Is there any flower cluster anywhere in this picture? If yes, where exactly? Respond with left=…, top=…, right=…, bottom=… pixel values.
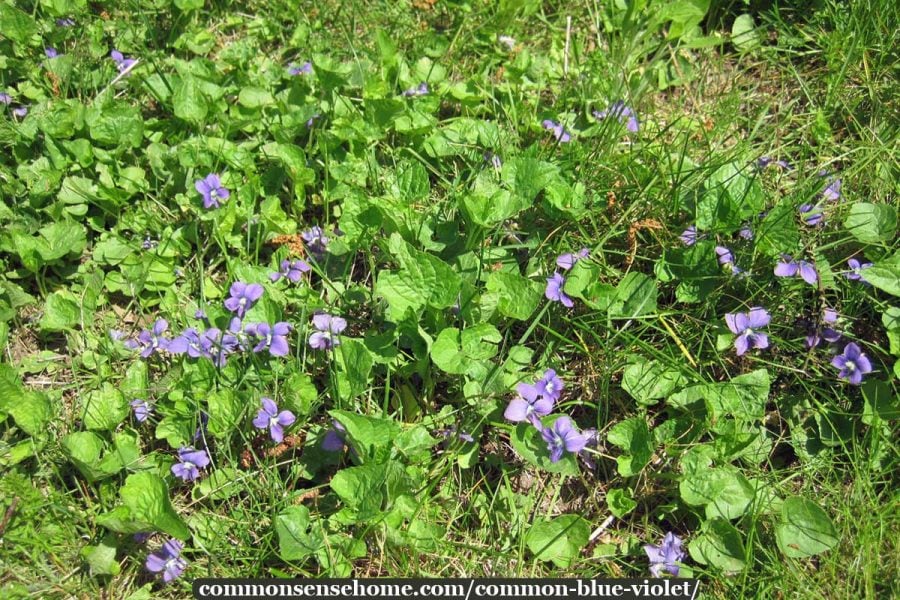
left=145, top=538, right=188, bottom=583
left=171, top=446, right=210, bottom=482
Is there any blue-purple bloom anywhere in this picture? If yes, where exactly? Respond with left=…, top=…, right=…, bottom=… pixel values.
left=110, top=49, right=137, bottom=72
left=739, top=225, right=754, bottom=240
left=12, top=106, right=27, bottom=118
left=269, top=259, right=311, bottom=283
left=308, top=313, right=346, bottom=350
left=132, top=319, right=171, bottom=358
left=170, top=446, right=210, bottom=482
left=799, top=204, right=825, bottom=226
left=556, top=248, right=589, bottom=271
left=252, top=397, right=296, bottom=443
left=757, top=157, right=792, bottom=170
left=644, top=532, right=686, bottom=577
left=541, top=119, right=571, bottom=143
left=540, top=417, right=588, bottom=463
left=775, top=255, right=818, bottom=285
left=594, top=101, right=639, bottom=133
left=402, top=82, right=429, bottom=96
left=288, top=62, right=313, bottom=75
left=56, top=17, right=76, bottom=27
left=0, top=92, right=11, bottom=105
left=504, top=382, right=554, bottom=427
left=130, top=399, right=153, bottom=423
left=145, top=539, right=188, bottom=583
left=301, top=226, right=330, bottom=256
left=832, top=342, right=873, bottom=386
left=322, top=420, right=347, bottom=451
left=806, top=308, right=841, bottom=349
left=45, top=47, right=59, bottom=58
left=844, top=258, right=872, bottom=282
left=245, top=322, right=292, bottom=357
left=224, top=282, right=264, bottom=318
left=822, top=178, right=841, bottom=201
left=535, top=369, right=564, bottom=403
left=715, top=246, right=742, bottom=275
left=194, top=173, right=230, bottom=209
left=545, top=272, right=574, bottom=308
left=679, top=226, right=699, bottom=246
left=725, top=307, right=771, bottom=356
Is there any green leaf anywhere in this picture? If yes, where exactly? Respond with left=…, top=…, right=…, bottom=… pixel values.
left=61, top=431, right=106, bottom=482
left=607, top=488, right=637, bottom=518
left=689, top=518, right=747, bottom=573
left=607, top=417, right=654, bottom=476
left=86, top=104, right=144, bottom=148
left=275, top=505, right=323, bottom=560
left=525, top=515, right=591, bottom=568
left=81, top=534, right=121, bottom=576
left=207, top=390, right=242, bottom=440
left=696, top=163, right=764, bottom=232
left=40, top=289, right=82, bottom=331
left=486, top=271, right=542, bottom=320
left=756, top=202, right=799, bottom=257
left=195, top=468, right=242, bottom=501
left=82, top=383, right=128, bottom=431
left=330, top=462, right=387, bottom=521
left=843, top=203, right=897, bottom=244
left=609, top=273, right=657, bottom=318
left=622, top=358, right=685, bottom=406
left=119, top=472, right=190, bottom=540
left=238, top=86, right=275, bottom=108
left=775, top=497, right=839, bottom=558
left=680, top=467, right=755, bottom=520
left=329, top=410, right=400, bottom=460
left=731, top=14, right=760, bottom=51
left=501, top=157, right=559, bottom=201
left=510, top=421, right=580, bottom=476
left=8, top=391, right=51, bottom=437
left=864, top=261, right=900, bottom=297
left=335, top=339, right=374, bottom=400
left=0, top=4, right=38, bottom=43
left=173, top=75, right=208, bottom=123
left=431, top=324, right=501, bottom=376
left=706, top=369, right=770, bottom=422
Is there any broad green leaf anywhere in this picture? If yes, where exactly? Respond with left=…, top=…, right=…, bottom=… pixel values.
left=174, top=75, right=208, bottom=123
left=330, top=462, right=387, bottom=521
left=195, top=468, right=242, bottom=501
left=329, top=409, right=400, bottom=460
left=622, top=358, right=685, bottom=406
left=756, top=202, right=799, bottom=257
left=207, top=390, right=241, bottom=439
left=680, top=467, right=755, bottom=520
left=82, top=383, right=128, bottom=431
left=864, top=261, right=900, bottom=297
left=609, top=273, right=657, bottom=318
left=689, top=518, right=746, bottom=573
left=238, top=86, right=275, bottom=108
left=525, top=515, right=591, bottom=568
left=86, top=104, right=144, bottom=148
left=731, top=14, right=760, bottom=51
left=696, top=163, right=764, bottom=232
left=486, top=271, right=542, bottom=320
left=706, top=369, right=770, bottom=422
left=336, top=339, right=374, bottom=400
left=431, top=324, right=500, bottom=376
left=40, top=289, right=81, bottom=331
left=119, top=472, right=190, bottom=540
left=607, top=417, right=654, bottom=476
left=843, top=203, right=897, bottom=244
left=775, top=497, right=839, bottom=558
left=0, top=4, right=38, bottom=43
left=81, top=534, right=121, bottom=576
left=606, top=488, right=637, bottom=518
left=8, top=391, right=51, bottom=437
left=61, top=431, right=106, bottom=481
left=275, top=505, right=323, bottom=560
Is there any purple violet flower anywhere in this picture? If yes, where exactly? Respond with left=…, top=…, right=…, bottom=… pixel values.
left=725, top=307, right=771, bottom=356
left=545, top=272, right=574, bottom=308
left=715, top=246, right=742, bottom=275
left=484, top=152, right=502, bottom=169
left=504, top=382, right=554, bottom=428
left=145, top=539, right=188, bottom=583
left=245, top=322, right=292, bottom=357
left=56, top=17, right=76, bottom=27
left=594, top=101, right=639, bottom=132
left=45, top=47, right=59, bottom=58
left=402, top=82, right=429, bottom=96
left=805, top=308, right=842, bottom=349
left=252, top=397, right=296, bottom=443
left=194, top=173, right=230, bottom=209
left=541, top=119, right=571, bottom=143
left=322, top=420, right=347, bottom=451
left=556, top=248, right=590, bottom=271
left=799, top=204, right=825, bottom=226
left=822, top=178, right=841, bottom=201
left=223, top=282, right=264, bottom=318
left=0, top=92, right=11, bottom=105
left=288, top=62, right=313, bottom=75
left=644, top=532, right=686, bottom=577
left=170, top=447, right=210, bottom=482
left=12, top=106, right=28, bottom=118
left=774, top=255, right=818, bottom=285
left=535, top=368, right=564, bottom=403
left=308, top=313, right=347, bottom=350
left=844, top=258, right=872, bottom=282
left=134, top=319, right=170, bottom=358
left=832, top=342, right=873, bottom=385
left=739, top=225, right=754, bottom=240
left=130, top=399, right=153, bottom=423
left=269, top=259, right=311, bottom=283
left=110, top=49, right=137, bottom=72
left=301, top=226, right=330, bottom=256
left=540, top=416, right=588, bottom=463
left=679, top=226, right=698, bottom=246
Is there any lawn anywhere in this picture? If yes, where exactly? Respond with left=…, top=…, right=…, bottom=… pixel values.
left=0, top=1, right=897, bottom=598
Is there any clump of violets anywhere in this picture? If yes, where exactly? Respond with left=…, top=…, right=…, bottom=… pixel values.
left=504, top=381, right=554, bottom=428
left=556, top=248, right=589, bottom=271
left=832, top=342, right=873, bottom=385
left=145, top=539, right=188, bottom=583
left=805, top=308, right=841, bottom=349
left=844, top=258, right=872, bottom=282
left=288, top=61, right=312, bottom=75
left=775, top=255, right=818, bottom=285
left=269, top=258, right=311, bottom=283
left=541, top=119, right=571, bottom=143
left=545, top=272, right=574, bottom=308
left=171, top=446, right=210, bottom=482
left=126, top=319, right=171, bottom=358
left=541, top=416, right=588, bottom=463
left=308, top=313, right=347, bottom=350
left=644, top=532, right=686, bottom=577
left=224, top=282, right=264, bottom=318
left=245, top=322, right=292, bottom=357
left=725, top=307, right=771, bottom=356
left=110, top=49, right=137, bottom=72
left=130, top=399, right=153, bottom=423
left=594, top=101, right=639, bottom=133
left=194, top=173, right=230, bottom=209
left=402, top=82, right=429, bottom=97
left=253, top=397, right=296, bottom=443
